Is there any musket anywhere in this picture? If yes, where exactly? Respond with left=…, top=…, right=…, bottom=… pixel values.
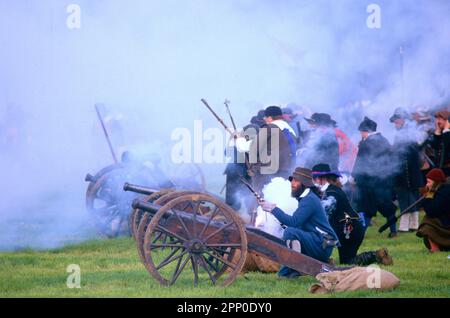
left=295, top=121, right=302, bottom=146
left=239, top=177, right=263, bottom=202
left=423, top=152, right=436, bottom=168
left=239, top=177, right=266, bottom=225
left=378, top=193, right=427, bottom=233
left=224, top=99, right=237, bottom=131
left=95, top=103, right=118, bottom=164
left=201, top=99, right=235, bottom=135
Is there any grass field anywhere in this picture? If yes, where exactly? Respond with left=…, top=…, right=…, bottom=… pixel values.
left=0, top=214, right=449, bottom=298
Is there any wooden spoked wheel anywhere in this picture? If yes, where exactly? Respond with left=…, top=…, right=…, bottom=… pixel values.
left=142, top=193, right=248, bottom=287
left=130, top=189, right=174, bottom=240
left=86, top=165, right=137, bottom=238
left=135, top=190, right=202, bottom=263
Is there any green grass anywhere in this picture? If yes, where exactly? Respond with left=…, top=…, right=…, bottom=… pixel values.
left=0, top=214, right=449, bottom=298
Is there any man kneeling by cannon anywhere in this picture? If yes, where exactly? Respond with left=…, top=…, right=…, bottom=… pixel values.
left=259, top=167, right=339, bottom=278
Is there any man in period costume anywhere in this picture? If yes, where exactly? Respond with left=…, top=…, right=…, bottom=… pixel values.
left=429, top=109, right=450, bottom=176
left=416, top=168, right=450, bottom=252
left=235, top=106, right=297, bottom=192
left=259, top=167, right=339, bottom=278
left=311, top=163, right=393, bottom=266
left=301, top=113, right=340, bottom=171
left=390, top=108, right=425, bottom=232
left=223, top=124, right=259, bottom=211
left=352, top=116, right=398, bottom=238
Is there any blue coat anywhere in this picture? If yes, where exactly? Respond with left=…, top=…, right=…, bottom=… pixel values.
left=272, top=189, right=339, bottom=244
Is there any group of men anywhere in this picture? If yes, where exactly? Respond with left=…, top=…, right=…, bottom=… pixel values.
left=224, top=104, right=450, bottom=277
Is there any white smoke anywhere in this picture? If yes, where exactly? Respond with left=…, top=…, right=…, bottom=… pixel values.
left=255, top=177, right=298, bottom=238
left=1, top=0, right=450, bottom=250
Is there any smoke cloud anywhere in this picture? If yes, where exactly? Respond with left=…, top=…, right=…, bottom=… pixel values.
left=1, top=0, right=449, bottom=250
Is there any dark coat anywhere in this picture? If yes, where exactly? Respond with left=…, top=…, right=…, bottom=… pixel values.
left=430, top=131, right=450, bottom=175
left=303, top=127, right=340, bottom=171
left=248, top=122, right=296, bottom=177
left=422, top=183, right=450, bottom=227
left=392, top=138, right=425, bottom=189
left=321, top=184, right=365, bottom=264
left=322, top=184, right=360, bottom=226
left=352, top=132, right=395, bottom=188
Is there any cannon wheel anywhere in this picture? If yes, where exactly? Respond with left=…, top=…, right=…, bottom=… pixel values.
left=130, top=189, right=174, bottom=240
left=85, top=165, right=134, bottom=238
left=142, top=193, right=248, bottom=287
left=135, top=190, right=202, bottom=263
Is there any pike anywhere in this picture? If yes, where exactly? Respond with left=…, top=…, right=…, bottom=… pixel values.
left=201, top=99, right=235, bottom=135
left=95, top=103, right=118, bottom=164
left=378, top=193, right=427, bottom=233
left=224, top=99, right=237, bottom=131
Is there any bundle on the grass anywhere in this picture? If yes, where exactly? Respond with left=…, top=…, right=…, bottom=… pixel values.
left=309, top=267, right=400, bottom=294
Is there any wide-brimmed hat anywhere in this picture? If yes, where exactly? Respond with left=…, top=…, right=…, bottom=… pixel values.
left=389, top=107, right=410, bottom=122
left=305, top=113, right=336, bottom=127
left=288, top=167, right=315, bottom=188
left=412, top=106, right=431, bottom=121
left=282, top=107, right=297, bottom=118
left=311, top=163, right=342, bottom=178
left=358, top=116, right=377, bottom=132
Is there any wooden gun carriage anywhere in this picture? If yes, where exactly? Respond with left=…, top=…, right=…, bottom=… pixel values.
left=124, top=182, right=340, bottom=287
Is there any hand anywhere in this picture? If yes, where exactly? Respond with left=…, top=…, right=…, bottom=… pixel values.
left=231, top=131, right=243, bottom=139
left=259, top=200, right=277, bottom=213
left=445, top=120, right=450, bottom=131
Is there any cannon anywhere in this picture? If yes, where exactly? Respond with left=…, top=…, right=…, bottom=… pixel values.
left=85, top=158, right=206, bottom=238
left=125, top=183, right=341, bottom=287
left=85, top=103, right=207, bottom=238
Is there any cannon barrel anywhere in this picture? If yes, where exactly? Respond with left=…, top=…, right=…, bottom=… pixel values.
left=124, top=182, right=159, bottom=195
left=131, top=198, right=161, bottom=215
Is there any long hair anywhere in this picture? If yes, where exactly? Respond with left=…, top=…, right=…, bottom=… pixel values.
left=326, top=175, right=343, bottom=188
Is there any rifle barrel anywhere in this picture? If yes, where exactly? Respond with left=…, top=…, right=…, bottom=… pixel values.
left=201, top=99, right=235, bottom=135
left=378, top=194, right=426, bottom=233
left=95, top=104, right=118, bottom=164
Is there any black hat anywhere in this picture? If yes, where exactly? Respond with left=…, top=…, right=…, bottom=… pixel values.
left=264, top=106, right=283, bottom=118
left=358, top=116, right=377, bottom=132
left=250, top=116, right=264, bottom=126
left=257, top=109, right=266, bottom=119
left=305, top=113, right=336, bottom=127
left=288, top=167, right=315, bottom=188
left=389, top=107, right=410, bottom=122
left=311, top=163, right=342, bottom=178
left=282, top=107, right=295, bottom=115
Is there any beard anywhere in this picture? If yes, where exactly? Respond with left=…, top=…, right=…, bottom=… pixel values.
left=291, top=185, right=305, bottom=198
